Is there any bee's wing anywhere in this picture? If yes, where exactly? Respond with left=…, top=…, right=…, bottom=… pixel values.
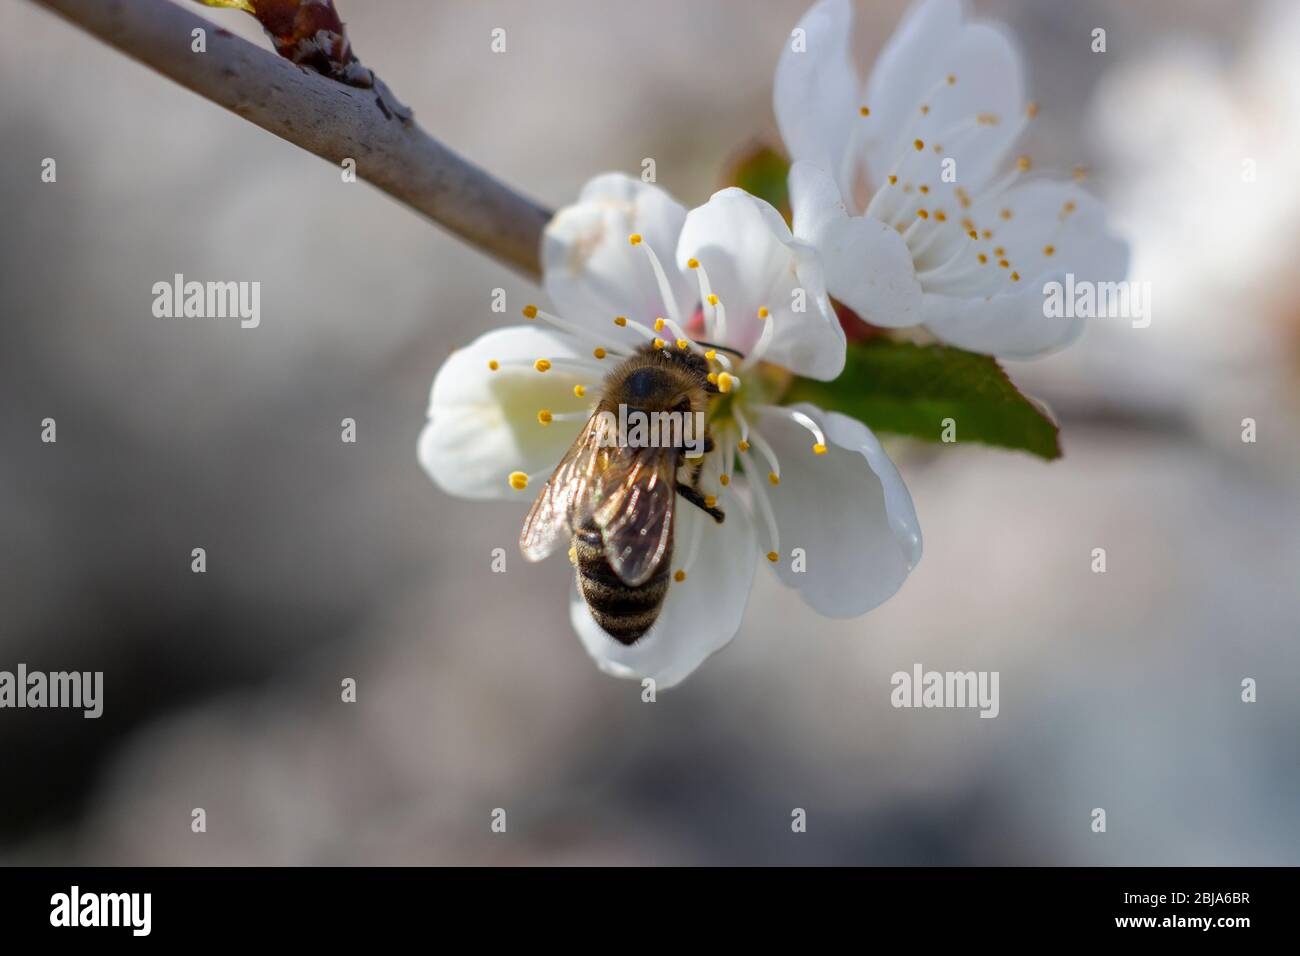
left=593, top=446, right=678, bottom=587
left=519, top=413, right=609, bottom=562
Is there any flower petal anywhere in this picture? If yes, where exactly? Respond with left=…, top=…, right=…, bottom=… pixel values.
left=921, top=182, right=1131, bottom=357
left=754, top=403, right=921, bottom=618
left=790, top=160, right=923, bottom=328
left=418, top=326, right=597, bottom=501
left=676, top=187, right=846, bottom=380
left=774, top=0, right=860, bottom=196
left=569, top=495, right=757, bottom=689
left=860, top=0, right=1025, bottom=196
left=542, top=173, right=693, bottom=343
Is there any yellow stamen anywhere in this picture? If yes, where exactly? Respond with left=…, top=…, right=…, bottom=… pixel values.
left=674, top=569, right=686, bottom=583
left=716, top=372, right=735, bottom=393
left=653, top=337, right=666, bottom=350
left=947, top=74, right=957, bottom=85
left=687, top=257, right=700, bottom=269
left=768, top=472, right=780, bottom=486
left=1026, top=100, right=1040, bottom=118
left=916, top=209, right=929, bottom=219
left=1016, top=155, right=1031, bottom=172
left=703, top=495, right=717, bottom=508
left=573, top=384, right=586, bottom=398
left=757, top=307, right=769, bottom=319
left=592, top=347, right=606, bottom=360
left=737, top=439, right=751, bottom=452
left=1043, top=245, right=1056, bottom=257
left=859, top=105, right=870, bottom=117
left=704, top=349, right=717, bottom=362
left=522, top=304, right=538, bottom=319
left=614, top=315, right=627, bottom=327
left=534, top=359, right=551, bottom=372
left=654, top=317, right=666, bottom=331
left=813, top=443, right=828, bottom=455
left=488, top=359, right=499, bottom=371
left=914, top=138, right=925, bottom=151
left=508, top=472, right=528, bottom=491
left=707, top=293, right=719, bottom=306
left=888, top=174, right=898, bottom=185
left=706, top=372, right=719, bottom=385
left=676, top=338, right=689, bottom=350
left=766, top=551, right=779, bottom=563
left=537, top=409, right=553, bottom=425
left=719, top=474, right=730, bottom=487
left=1000, top=208, right=1013, bottom=220
left=1010, top=272, right=1020, bottom=282
left=628, top=233, right=642, bottom=245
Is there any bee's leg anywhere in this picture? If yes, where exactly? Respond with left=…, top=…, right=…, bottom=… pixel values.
left=679, top=483, right=725, bottom=523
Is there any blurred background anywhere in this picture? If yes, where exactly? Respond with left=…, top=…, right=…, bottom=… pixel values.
left=1, top=0, right=1297, bottom=865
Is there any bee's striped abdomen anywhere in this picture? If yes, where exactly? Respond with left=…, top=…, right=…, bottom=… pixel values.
left=573, top=524, right=670, bottom=645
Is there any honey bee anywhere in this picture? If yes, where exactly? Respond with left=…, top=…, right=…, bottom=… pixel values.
left=520, top=342, right=727, bottom=644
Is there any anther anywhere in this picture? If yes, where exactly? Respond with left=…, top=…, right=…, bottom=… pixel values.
left=859, top=106, right=870, bottom=117
left=628, top=233, right=643, bottom=245
left=737, top=440, right=751, bottom=452
left=573, top=385, right=586, bottom=397
left=719, top=474, right=731, bottom=487
left=614, top=316, right=627, bottom=327
left=488, top=360, right=499, bottom=371
left=537, top=409, right=553, bottom=425
left=716, top=372, right=736, bottom=393
left=653, top=337, right=667, bottom=350
left=687, top=257, right=700, bottom=269
left=813, top=444, right=828, bottom=455
left=592, top=347, right=607, bottom=360
left=674, top=569, right=687, bottom=583
left=768, top=472, right=780, bottom=486
left=914, top=138, right=925, bottom=150
left=654, top=317, right=666, bottom=331
left=534, top=359, right=552, bottom=372
left=522, top=304, right=538, bottom=319
left=767, top=551, right=779, bottom=563
left=508, top=472, right=528, bottom=490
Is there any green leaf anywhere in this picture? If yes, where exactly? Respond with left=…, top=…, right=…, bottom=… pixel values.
left=784, top=339, right=1061, bottom=460
left=722, top=144, right=790, bottom=219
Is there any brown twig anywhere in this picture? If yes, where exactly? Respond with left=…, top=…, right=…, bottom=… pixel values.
left=30, top=0, right=552, bottom=279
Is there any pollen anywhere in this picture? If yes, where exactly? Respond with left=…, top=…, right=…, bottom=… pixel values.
left=994, top=246, right=1006, bottom=257
left=888, top=175, right=898, bottom=185
left=676, top=338, right=689, bottom=350
left=654, top=317, right=667, bottom=331
left=968, top=230, right=978, bottom=239
left=914, top=138, right=925, bottom=151
left=704, top=349, right=717, bottom=362
left=768, top=472, right=780, bottom=486
left=934, top=210, right=947, bottom=222
left=757, top=307, right=769, bottom=319
left=1010, top=272, right=1021, bottom=281
left=537, top=409, right=553, bottom=425
left=917, top=209, right=929, bottom=219
left=813, top=443, right=828, bottom=455
left=737, top=439, right=751, bottom=452
left=628, top=233, right=643, bottom=245
left=919, top=184, right=930, bottom=194
left=508, top=472, right=528, bottom=490
left=1016, top=155, right=1031, bottom=172
left=534, top=359, right=552, bottom=372
left=716, top=372, right=735, bottom=393
left=687, top=257, right=700, bottom=269
left=488, top=359, right=499, bottom=371
left=766, top=551, right=779, bottom=563
left=704, top=495, right=717, bottom=508
left=707, top=293, right=719, bottom=306
left=674, top=569, right=687, bottom=583
left=859, top=105, right=870, bottom=116
left=719, top=473, right=731, bottom=487
left=592, top=347, right=607, bottom=359
left=522, top=304, right=538, bottom=319
left=573, top=384, right=586, bottom=398
left=707, top=372, right=719, bottom=385
left=614, top=315, right=628, bottom=327
left=978, top=253, right=988, bottom=264
left=999, top=259, right=1010, bottom=268
left=1043, top=245, right=1056, bottom=256
left=653, top=337, right=667, bottom=350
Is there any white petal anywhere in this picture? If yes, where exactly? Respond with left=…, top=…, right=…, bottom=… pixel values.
left=755, top=403, right=921, bottom=618
left=922, top=182, right=1131, bottom=357
left=676, top=187, right=846, bottom=380
left=418, top=326, right=596, bottom=501
left=773, top=0, right=859, bottom=194
left=789, top=161, right=923, bottom=328
left=859, top=0, right=1025, bottom=197
left=570, top=496, right=757, bottom=689
left=542, top=173, right=692, bottom=344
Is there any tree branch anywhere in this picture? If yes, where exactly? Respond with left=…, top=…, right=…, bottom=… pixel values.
left=30, top=0, right=552, bottom=280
